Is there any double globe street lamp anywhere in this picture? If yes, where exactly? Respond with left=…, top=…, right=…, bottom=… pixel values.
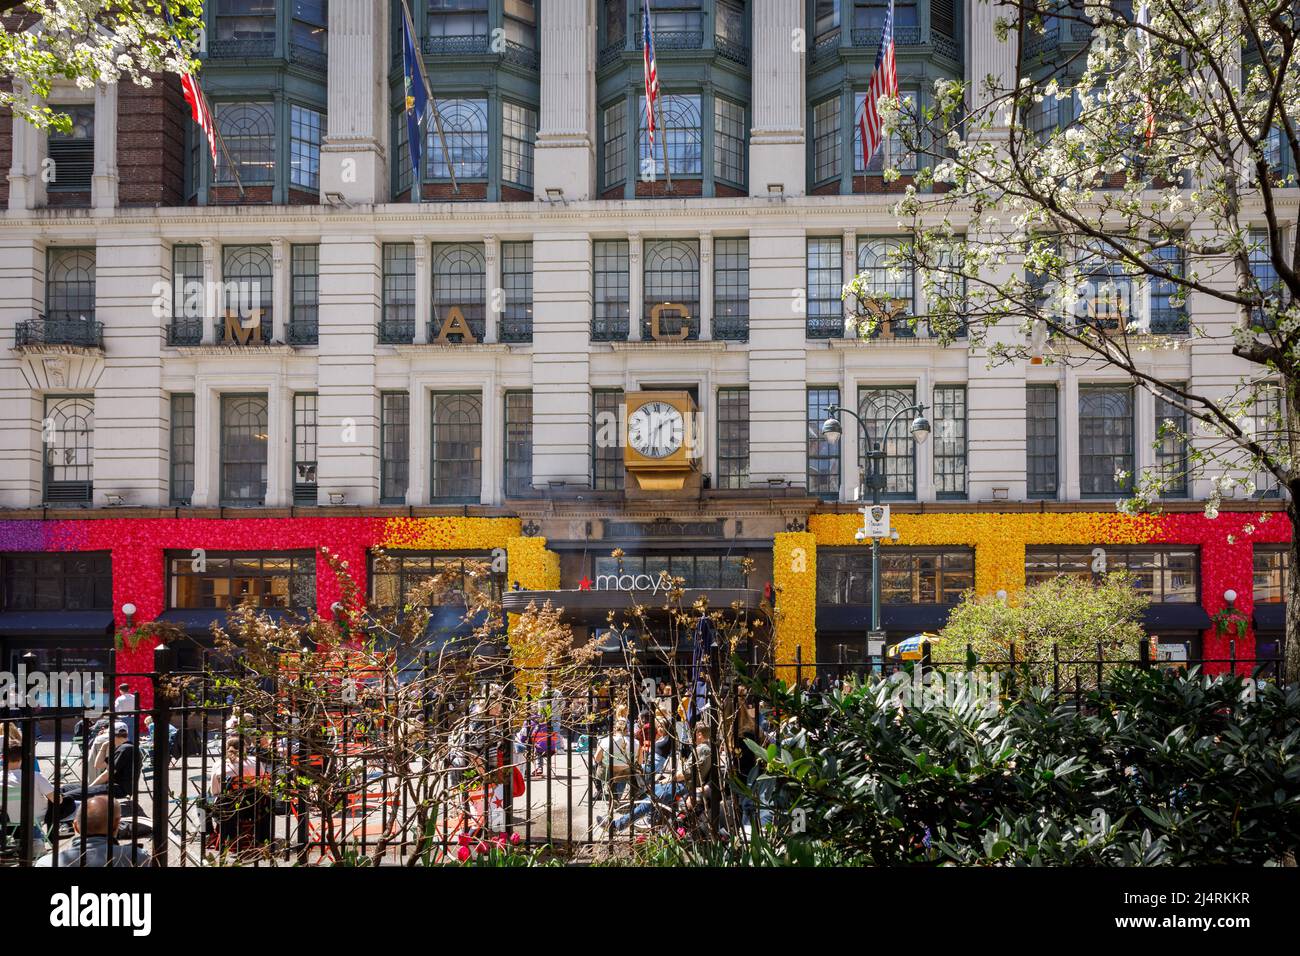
left=821, top=402, right=931, bottom=649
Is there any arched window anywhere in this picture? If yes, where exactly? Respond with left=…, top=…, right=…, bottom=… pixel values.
left=215, top=102, right=275, bottom=184
left=430, top=392, right=483, bottom=502
left=857, top=385, right=917, bottom=499
left=428, top=99, right=489, bottom=180
left=643, top=239, right=700, bottom=339
left=1077, top=242, right=1134, bottom=331
left=220, top=394, right=269, bottom=505
left=46, top=248, right=96, bottom=322
left=431, top=242, right=486, bottom=341
left=855, top=238, right=914, bottom=333
left=638, top=94, right=702, bottom=176
left=222, top=245, right=274, bottom=325
left=44, top=396, right=94, bottom=504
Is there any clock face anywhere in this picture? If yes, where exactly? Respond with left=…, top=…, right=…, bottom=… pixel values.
left=627, top=401, right=684, bottom=459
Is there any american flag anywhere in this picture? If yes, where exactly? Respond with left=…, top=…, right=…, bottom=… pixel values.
left=859, top=0, right=899, bottom=169
left=642, top=1, right=659, bottom=150
left=162, top=7, right=217, bottom=169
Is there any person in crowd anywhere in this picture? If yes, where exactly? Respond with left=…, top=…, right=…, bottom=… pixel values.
left=35, top=794, right=147, bottom=868
left=113, top=683, right=138, bottom=741
left=209, top=738, right=265, bottom=797
left=142, top=716, right=180, bottom=762
left=3, top=727, right=55, bottom=857
left=606, top=721, right=713, bottom=832
left=47, top=721, right=141, bottom=827
left=592, top=716, right=634, bottom=802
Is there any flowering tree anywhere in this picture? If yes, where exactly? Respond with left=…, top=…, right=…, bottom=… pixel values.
left=848, top=0, right=1300, bottom=679
left=0, top=1, right=202, bottom=131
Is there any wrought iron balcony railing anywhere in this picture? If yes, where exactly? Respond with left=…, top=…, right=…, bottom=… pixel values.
left=15, top=315, right=103, bottom=349
left=591, top=316, right=630, bottom=342
left=713, top=308, right=749, bottom=342
left=166, top=318, right=204, bottom=347
left=287, top=316, right=318, bottom=346
left=378, top=318, right=415, bottom=345
left=498, top=316, right=533, bottom=344
left=209, top=37, right=276, bottom=58
left=287, top=42, right=327, bottom=71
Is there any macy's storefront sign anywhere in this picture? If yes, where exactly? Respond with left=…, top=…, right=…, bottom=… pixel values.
left=594, top=570, right=676, bottom=594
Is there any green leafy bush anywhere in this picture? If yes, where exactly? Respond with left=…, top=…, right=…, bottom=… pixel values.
left=747, top=666, right=1300, bottom=865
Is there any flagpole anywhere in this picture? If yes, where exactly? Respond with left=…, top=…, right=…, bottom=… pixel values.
left=655, top=81, right=672, bottom=192
left=208, top=115, right=246, bottom=199
left=400, top=0, right=457, bottom=196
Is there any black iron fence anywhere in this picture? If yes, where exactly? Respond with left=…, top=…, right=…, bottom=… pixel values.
left=1, top=641, right=1284, bottom=867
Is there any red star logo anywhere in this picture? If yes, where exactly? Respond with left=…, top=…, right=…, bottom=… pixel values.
left=578, top=576, right=592, bottom=591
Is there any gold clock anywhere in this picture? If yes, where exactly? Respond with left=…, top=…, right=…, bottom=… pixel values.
left=623, top=391, right=698, bottom=491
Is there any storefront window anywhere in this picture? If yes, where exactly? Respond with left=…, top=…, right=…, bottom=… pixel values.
left=167, top=551, right=315, bottom=609
left=1253, top=546, right=1289, bottom=603
left=1, top=553, right=112, bottom=611
left=818, top=548, right=973, bottom=605
left=1025, top=547, right=1197, bottom=603
left=370, top=553, right=498, bottom=607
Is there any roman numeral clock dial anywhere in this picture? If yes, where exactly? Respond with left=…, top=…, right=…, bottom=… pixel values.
left=627, top=401, right=683, bottom=458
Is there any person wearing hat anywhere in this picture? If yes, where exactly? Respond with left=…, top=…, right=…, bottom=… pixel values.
left=46, top=721, right=142, bottom=828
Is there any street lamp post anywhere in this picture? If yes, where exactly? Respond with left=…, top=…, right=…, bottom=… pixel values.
left=821, top=402, right=931, bottom=647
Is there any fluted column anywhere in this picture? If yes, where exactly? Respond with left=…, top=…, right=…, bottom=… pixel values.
left=699, top=231, right=714, bottom=340
left=321, top=0, right=388, bottom=204
left=749, top=0, right=805, bottom=196
left=627, top=233, right=643, bottom=341
left=534, top=0, right=594, bottom=200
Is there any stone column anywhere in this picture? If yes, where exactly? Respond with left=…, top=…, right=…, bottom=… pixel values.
left=0, top=240, right=46, bottom=506
left=698, top=231, right=714, bottom=340
left=270, top=238, right=288, bottom=344
left=627, top=233, right=643, bottom=341
left=91, top=83, right=119, bottom=210
left=414, top=240, right=431, bottom=344
left=200, top=240, right=218, bottom=344
left=320, top=0, right=389, bottom=204
left=749, top=0, right=805, bottom=196
left=841, top=228, right=857, bottom=336
left=534, top=0, right=594, bottom=200
left=484, top=236, right=500, bottom=344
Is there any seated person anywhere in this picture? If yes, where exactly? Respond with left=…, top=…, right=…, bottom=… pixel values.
left=3, top=728, right=55, bottom=855
left=592, top=718, right=635, bottom=800
left=606, top=722, right=712, bottom=832
left=47, top=722, right=142, bottom=827
left=35, top=794, right=147, bottom=868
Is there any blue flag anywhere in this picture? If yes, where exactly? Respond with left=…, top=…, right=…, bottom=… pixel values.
left=400, top=5, right=427, bottom=195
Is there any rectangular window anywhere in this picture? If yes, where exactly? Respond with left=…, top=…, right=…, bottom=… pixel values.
left=431, top=392, right=482, bottom=502
left=643, top=239, right=700, bottom=339
left=215, top=0, right=277, bottom=43
left=222, top=244, right=273, bottom=328
left=45, top=247, right=96, bottom=324
left=428, top=98, right=489, bottom=180
left=716, top=387, right=750, bottom=489
left=289, top=105, right=324, bottom=190
left=602, top=101, right=627, bottom=189
left=504, top=390, right=533, bottom=498
left=220, top=394, right=269, bottom=506
left=857, top=89, right=917, bottom=173
left=858, top=385, right=917, bottom=500
left=818, top=548, right=974, bottom=605
left=713, top=97, right=746, bottom=185
left=806, top=237, right=844, bottom=338
left=639, top=93, right=703, bottom=177
left=1026, top=546, right=1198, bottom=603
left=1149, top=242, right=1188, bottom=333
left=807, top=386, right=841, bottom=500
left=46, top=104, right=94, bottom=193
left=291, top=0, right=328, bottom=51
left=170, top=393, right=195, bottom=506
left=1154, top=386, right=1188, bottom=497
left=394, top=108, right=412, bottom=197
left=1249, top=385, right=1283, bottom=497
left=427, top=0, right=488, bottom=39
left=1026, top=384, right=1059, bottom=498
left=500, top=241, right=533, bottom=343
left=380, top=391, right=410, bottom=504
left=293, top=392, right=318, bottom=506
left=172, top=245, right=203, bottom=322
left=715, top=0, right=745, bottom=46
left=43, top=395, right=94, bottom=505
left=381, top=243, right=416, bottom=344
left=167, top=550, right=316, bottom=609
left=1253, top=546, right=1289, bottom=603
left=0, top=552, right=112, bottom=611
left=812, top=96, right=841, bottom=182
left=290, top=243, right=319, bottom=345
left=593, top=239, right=630, bottom=340
left=1078, top=384, right=1134, bottom=497
left=502, top=101, right=537, bottom=188
left=933, top=385, right=967, bottom=499
left=593, top=389, right=625, bottom=491
left=431, top=242, right=486, bottom=341
left=504, top=0, right=536, bottom=49
left=371, top=552, right=501, bottom=608
left=713, top=237, right=749, bottom=341
left=215, top=102, right=275, bottom=185
left=1249, top=229, right=1282, bottom=325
